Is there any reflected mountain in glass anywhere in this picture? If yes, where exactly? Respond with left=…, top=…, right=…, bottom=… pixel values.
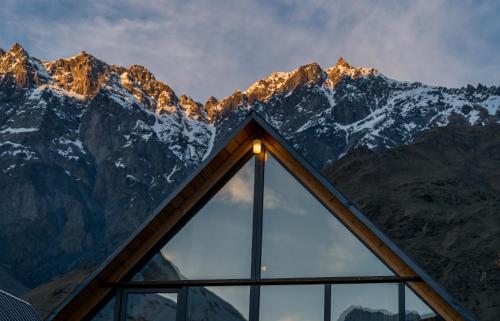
left=132, top=253, right=183, bottom=282
left=126, top=292, right=177, bottom=321
left=131, top=256, right=248, bottom=321
left=338, top=306, right=398, bottom=321
left=187, top=287, right=249, bottom=321
left=336, top=306, right=442, bottom=321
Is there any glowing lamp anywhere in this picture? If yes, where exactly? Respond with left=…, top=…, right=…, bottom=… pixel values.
left=253, top=139, right=262, bottom=154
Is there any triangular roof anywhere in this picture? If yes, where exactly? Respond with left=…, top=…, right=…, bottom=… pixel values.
left=47, top=111, right=476, bottom=321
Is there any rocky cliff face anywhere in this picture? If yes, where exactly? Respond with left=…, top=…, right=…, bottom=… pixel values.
left=0, top=43, right=499, bottom=319
left=0, top=43, right=214, bottom=289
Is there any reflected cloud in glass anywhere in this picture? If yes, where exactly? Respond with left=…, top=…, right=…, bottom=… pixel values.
left=261, top=153, right=393, bottom=278
left=133, top=157, right=255, bottom=281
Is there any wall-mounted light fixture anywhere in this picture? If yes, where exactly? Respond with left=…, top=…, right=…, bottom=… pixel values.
left=253, top=139, right=262, bottom=154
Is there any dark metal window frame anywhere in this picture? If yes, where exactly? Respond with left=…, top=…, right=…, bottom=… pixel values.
left=100, top=144, right=440, bottom=321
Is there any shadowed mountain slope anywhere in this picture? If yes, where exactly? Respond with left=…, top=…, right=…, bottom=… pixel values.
left=326, top=124, right=500, bottom=321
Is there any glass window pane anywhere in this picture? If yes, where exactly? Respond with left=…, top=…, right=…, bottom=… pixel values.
left=187, top=286, right=249, bottom=321
left=89, top=295, right=115, bottom=321
left=405, top=286, right=442, bottom=321
left=260, top=285, right=323, bottom=321
left=261, top=153, right=393, bottom=277
left=133, top=157, right=255, bottom=280
left=331, top=284, right=398, bottom=321
left=126, top=292, right=177, bottom=321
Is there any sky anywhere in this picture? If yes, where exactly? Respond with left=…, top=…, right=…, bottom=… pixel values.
left=1, top=0, right=499, bottom=102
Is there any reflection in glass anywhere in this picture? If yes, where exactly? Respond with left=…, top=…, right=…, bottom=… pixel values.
left=126, top=292, right=177, bottom=321
left=261, top=153, right=393, bottom=278
left=260, top=285, right=323, bottom=321
left=89, top=295, right=115, bottom=321
left=133, top=157, right=255, bottom=281
left=331, top=284, right=398, bottom=321
left=187, top=286, right=249, bottom=321
left=405, top=286, right=441, bottom=321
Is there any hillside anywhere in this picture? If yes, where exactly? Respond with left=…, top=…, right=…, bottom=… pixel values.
left=326, top=124, right=500, bottom=321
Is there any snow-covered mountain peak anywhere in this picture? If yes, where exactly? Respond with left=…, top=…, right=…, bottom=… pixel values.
left=215, top=59, right=378, bottom=119
left=44, top=51, right=110, bottom=97
left=0, top=43, right=49, bottom=89
left=8, top=42, right=29, bottom=57
left=243, top=62, right=326, bottom=103
left=325, top=57, right=378, bottom=87
left=0, top=43, right=30, bottom=72
left=0, top=44, right=190, bottom=116
left=179, top=94, right=206, bottom=120
left=118, top=64, right=180, bottom=113
left=204, top=96, right=220, bottom=120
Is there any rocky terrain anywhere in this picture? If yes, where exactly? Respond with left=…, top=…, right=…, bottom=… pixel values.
left=0, top=43, right=499, bottom=320
left=326, top=124, right=500, bottom=321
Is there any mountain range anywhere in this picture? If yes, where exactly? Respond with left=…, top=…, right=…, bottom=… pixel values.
left=1, top=43, right=499, bottom=320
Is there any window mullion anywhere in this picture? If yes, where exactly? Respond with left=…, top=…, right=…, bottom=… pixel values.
left=176, top=287, right=188, bottom=321
left=251, top=148, right=265, bottom=280
left=117, top=288, right=127, bottom=321
left=250, top=285, right=261, bottom=321
left=250, top=146, right=265, bottom=321
left=399, top=283, right=405, bottom=321
left=324, top=284, right=331, bottom=321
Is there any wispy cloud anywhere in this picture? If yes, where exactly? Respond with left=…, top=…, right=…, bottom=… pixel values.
left=263, top=188, right=308, bottom=217
left=1, top=0, right=499, bottom=101
left=216, top=161, right=254, bottom=204
left=216, top=173, right=254, bottom=204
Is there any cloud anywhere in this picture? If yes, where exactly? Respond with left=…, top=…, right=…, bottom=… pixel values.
left=263, top=188, right=308, bottom=217
left=215, top=162, right=254, bottom=204
left=1, top=0, right=499, bottom=102
left=216, top=174, right=254, bottom=204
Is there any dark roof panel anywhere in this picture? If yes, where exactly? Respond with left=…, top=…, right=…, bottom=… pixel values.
left=0, top=290, right=41, bottom=321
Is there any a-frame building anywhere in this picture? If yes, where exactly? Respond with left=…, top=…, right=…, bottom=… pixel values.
left=47, top=112, right=476, bottom=321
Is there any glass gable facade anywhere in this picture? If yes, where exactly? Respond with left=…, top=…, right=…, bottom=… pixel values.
left=261, top=154, right=393, bottom=278
left=88, top=146, right=445, bottom=321
left=133, top=157, right=255, bottom=281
